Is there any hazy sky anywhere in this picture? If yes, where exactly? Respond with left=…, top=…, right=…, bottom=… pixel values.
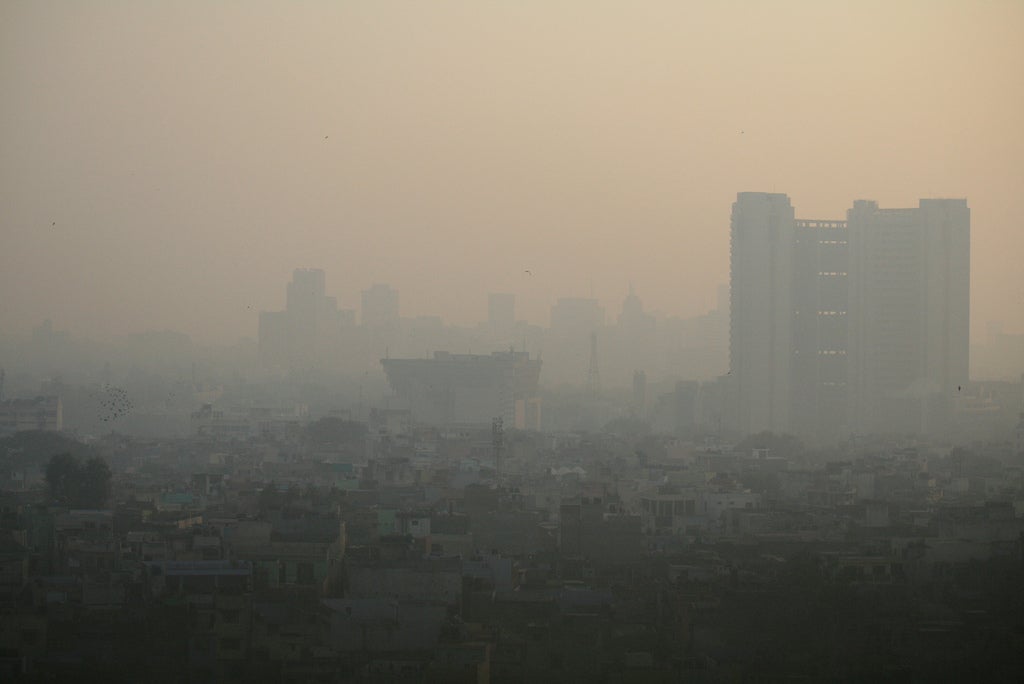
left=2, top=1, right=1022, bottom=344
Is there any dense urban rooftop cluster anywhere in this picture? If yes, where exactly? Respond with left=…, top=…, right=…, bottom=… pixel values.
left=2, top=194, right=1023, bottom=681
left=1, top=411, right=1023, bottom=681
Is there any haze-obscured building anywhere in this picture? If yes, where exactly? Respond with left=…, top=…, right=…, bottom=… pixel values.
left=610, top=286, right=657, bottom=389
left=729, top=193, right=969, bottom=441
left=381, top=351, right=542, bottom=430
left=361, top=283, right=400, bottom=329
left=791, top=217, right=850, bottom=439
left=258, top=269, right=355, bottom=370
left=0, top=396, right=63, bottom=436
left=487, top=293, right=515, bottom=332
left=847, top=199, right=970, bottom=436
left=547, top=298, right=605, bottom=387
left=729, top=192, right=796, bottom=436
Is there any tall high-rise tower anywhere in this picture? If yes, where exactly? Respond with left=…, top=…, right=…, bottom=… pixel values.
left=729, top=192, right=796, bottom=435
left=259, top=268, right=353, bottom=369
left=846, top=198, right=969, bottom=435
left=727, top=192, right=969, bottom=441
left=790, top=218, right=850, bottom=439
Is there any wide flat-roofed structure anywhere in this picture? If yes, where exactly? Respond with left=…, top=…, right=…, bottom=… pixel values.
left=381, top=351, right=541, bottom=430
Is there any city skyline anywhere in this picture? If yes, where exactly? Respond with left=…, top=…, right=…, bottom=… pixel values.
left=3, top=2, right=1023, bottom=344
left=3, top=5, right=1024, bottom=680
left=0, top=190, right=999, bottom=346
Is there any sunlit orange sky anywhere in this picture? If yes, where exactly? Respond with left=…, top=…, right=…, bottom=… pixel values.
left=2, top=1, right=1022, bottom=345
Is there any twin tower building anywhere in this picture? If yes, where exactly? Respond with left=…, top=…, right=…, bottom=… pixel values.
left=729, top=192, right=970, bottom=441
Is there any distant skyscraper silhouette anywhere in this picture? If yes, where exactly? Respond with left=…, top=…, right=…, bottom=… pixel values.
left=791, top=217, right=850, bottom=439
left=728, top=193, right=969, bottom=440
left=361, top=283, right=399, bottom=328
left=548, top=297, right=605, bottom=387
left=729, top=192, right=796, bottom=435
left=259, top=268, right=354, bottom=369
left=846, top=199, right=970, bottom=435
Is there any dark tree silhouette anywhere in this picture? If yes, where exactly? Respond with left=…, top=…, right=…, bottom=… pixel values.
left=45, top=453, right=112, bottom=508
left=80, top=457, right=112, bottom=507
left=45, top=453, right=80, bottom=504
left=1, top=430, right=97, bottom=468
left=303, top=417, right=367, bottom=446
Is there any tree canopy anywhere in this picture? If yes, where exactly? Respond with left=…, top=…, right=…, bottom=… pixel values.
left=0, top=430, right=98, bottom=469
left=45, top=453, right=112, bottom=508
left=303, top=417, right=368, bottom=446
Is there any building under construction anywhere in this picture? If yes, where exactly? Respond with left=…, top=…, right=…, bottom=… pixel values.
left=381, top=351, right=541, bottom=430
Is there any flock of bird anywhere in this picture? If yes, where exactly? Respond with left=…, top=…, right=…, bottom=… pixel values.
left=95, top=384, right=134, bottom=424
